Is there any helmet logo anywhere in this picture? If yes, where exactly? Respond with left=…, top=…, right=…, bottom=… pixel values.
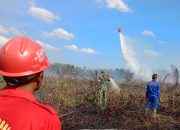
left=35, top=49, right=45, bottom=62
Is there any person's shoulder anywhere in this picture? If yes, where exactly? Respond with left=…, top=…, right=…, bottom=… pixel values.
left=148, top=80, right=158, bottom=85
left=33, top=102, right=58, bottom=115
left=147, top=81, right=151, bottom=84
left=156, top=81, right=160, bottom=85
left=31, top=102, right=61, bottom=129
left=154, top=80, right=160, bottom=83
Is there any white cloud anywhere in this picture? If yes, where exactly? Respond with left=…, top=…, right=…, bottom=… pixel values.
left=0, top=25, right=7, bottom=34
left=144, top=49, right=160, bottom=57
left=141, top=30, right=155, bottom=37
left=43, top=28, right=75, bottom=40
left=0, top=25, right=24, bottom=36
left=96, top=0, right=103, bottom=4
left=157, top=40, right=166, bottom=45
left=28, top=6, right=59, bottom=23
left=65, top=44, right=97, bottom=54
left=81, top=48, right=96, bottom=54
left=0, top=35, right=9, bottom=45
left=65, top=44, right=78, bottom=51
left=0, top=36, right=61, bottom=51
left=105, top=0, right=133, bottom=13
left=8, top=27, right=24, bottom=36
left=36, top=40, right=61, bottom=51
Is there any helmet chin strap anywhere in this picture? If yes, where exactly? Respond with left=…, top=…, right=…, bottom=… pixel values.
left=35, top=72, right=44, bottom=91
left=5, top=78, right=20, bottom=87
left=3, top=72, right=43, bottom=88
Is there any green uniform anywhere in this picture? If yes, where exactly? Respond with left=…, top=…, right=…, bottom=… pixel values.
left=97, top=73, right=110, bottom=106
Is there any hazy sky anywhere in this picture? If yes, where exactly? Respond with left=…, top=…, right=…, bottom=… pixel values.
left=0, top=0, right=179, bottom=69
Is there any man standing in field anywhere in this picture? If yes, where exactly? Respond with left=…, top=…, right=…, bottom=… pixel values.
left=145, top=74, right=160, bottom=116
left=0, top=37, right=61, bottom=130
left=97, top=70, right=110, bottom=107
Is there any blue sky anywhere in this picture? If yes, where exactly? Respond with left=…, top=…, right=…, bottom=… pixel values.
left=0, top=0, right=179, bottom=70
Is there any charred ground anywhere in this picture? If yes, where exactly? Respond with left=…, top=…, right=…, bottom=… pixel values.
left=0, top=67, right=179, bottom=130
left=36, top=76, right=180, bottom=130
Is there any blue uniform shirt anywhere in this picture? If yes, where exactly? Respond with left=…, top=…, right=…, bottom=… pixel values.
left=146, top=79, right=160, bottom=98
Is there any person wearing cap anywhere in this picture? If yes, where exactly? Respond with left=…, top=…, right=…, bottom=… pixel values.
left=145, top=74, right=160, bottom=117
left=0, top=37, right=61, bottom=130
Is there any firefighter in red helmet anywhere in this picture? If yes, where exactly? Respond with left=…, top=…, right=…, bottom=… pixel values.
left=0, top=37, right=61, bottom=130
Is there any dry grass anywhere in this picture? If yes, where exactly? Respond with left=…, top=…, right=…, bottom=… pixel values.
left=36, top=77, right=180, bottom=130
left=0, top=76, right=180, bottom=129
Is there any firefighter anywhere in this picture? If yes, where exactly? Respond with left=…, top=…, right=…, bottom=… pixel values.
left=97, top=70, right=110, bottom=106
left=145, top=74, right=160, bottom=117
left=0, top=37, right=61, bottom=130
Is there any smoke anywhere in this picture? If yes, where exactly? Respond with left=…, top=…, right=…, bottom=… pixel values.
left=119, top=33, right=152, bottom=80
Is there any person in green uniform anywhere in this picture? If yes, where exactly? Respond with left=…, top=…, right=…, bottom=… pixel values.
left=97, top=70, right=110, bottom=106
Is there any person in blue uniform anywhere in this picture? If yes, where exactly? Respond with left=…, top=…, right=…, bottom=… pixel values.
left=145, top=74, right=160, bottom=116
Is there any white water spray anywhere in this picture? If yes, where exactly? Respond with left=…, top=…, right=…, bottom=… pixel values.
left=110, top=78, right=120, bottom=91
left=119, top=33, right=152, bottom=80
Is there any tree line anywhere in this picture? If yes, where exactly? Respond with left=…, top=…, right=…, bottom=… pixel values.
left=45, top=63, right=132, bottom=80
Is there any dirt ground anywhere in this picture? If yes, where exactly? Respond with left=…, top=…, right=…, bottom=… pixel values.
left=61, top=96, right=180, bottom=130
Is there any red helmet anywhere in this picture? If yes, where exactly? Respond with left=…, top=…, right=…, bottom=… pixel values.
left=0, top=37, right=49, bottom=77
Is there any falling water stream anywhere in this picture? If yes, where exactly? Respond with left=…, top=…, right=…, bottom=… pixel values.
left=119, top=33, right=152, bottom=80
